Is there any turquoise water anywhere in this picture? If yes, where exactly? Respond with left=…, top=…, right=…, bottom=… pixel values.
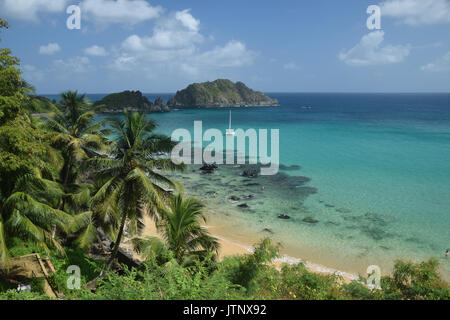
left=70, top=93, right=450, bottom=278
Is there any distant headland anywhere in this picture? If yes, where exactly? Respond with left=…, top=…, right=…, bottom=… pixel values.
left=167, top=79, right=279, bottom=108
left=93, top=90, right=170, bottom=113
left=34, top=80, right=278, bottom=115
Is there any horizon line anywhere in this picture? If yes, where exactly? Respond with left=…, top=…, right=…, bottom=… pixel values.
left=37, top=91, right=450, bottom=96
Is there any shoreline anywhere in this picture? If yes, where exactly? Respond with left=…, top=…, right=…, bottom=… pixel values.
left=140, top=213, right=359, bottom=284
left=205, top=218, right=359, bottom=283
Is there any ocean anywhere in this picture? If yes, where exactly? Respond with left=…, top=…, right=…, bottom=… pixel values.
left=44, top=92, right=450, bottom=279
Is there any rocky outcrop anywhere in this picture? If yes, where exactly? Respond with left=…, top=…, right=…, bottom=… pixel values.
left=93, top=91, right=169, bottom=113
left=151, top=97, right=170, bottom=113
left=167, top=79, right=279, bottom=108
left=302, top=217, right=319, bottom=224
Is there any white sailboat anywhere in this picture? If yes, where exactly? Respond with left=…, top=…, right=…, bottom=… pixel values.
left=226, top=110, right=235, bottom=136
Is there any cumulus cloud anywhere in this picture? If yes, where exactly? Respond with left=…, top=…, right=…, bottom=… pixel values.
left=421, top=51, right=450, bottom=71
left=380, top=0, right=450, bottom=25
left=22, top=65, right=45, bottom=83
left=53, top=56, right=92, bottom=74
left=193, top=41, right=254, bottom=68
left=121, top=9, right=202, bottom=52
left=283, top=62, right=300, bottom=70
left=1, top=0, right=162, bottom=25
left=339, top=31, right=410, bottom=66
left=80, top=0, right=162, bottom=26
left=0, top=0, right=68, bottom=21
left=110, top=9, right=254, bottom=76
left=39, top=43, right=61, bottom=55
left=84, top=45, right=108, bottom=56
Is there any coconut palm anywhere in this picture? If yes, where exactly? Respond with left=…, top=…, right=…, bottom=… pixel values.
left=133, top=194, right=220, bottom=264
left=43, top=91, right=111, bottom=187
left=86, top=111, right=185, bottom=273
left=0, top=173, right=75, bottom=267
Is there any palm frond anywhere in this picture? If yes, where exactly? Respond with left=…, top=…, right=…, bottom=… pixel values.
left=132, top=236, right=167, bottom=261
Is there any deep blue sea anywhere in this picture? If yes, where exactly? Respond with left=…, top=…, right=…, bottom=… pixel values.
left=44, top=92, right=450, bottom=278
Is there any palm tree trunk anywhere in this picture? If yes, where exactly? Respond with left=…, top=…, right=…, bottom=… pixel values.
left=104, top=213, right=127, bottom=272
left=58, top=152, right=73, bottom=210
left=63, top=151, right=73, bottom=186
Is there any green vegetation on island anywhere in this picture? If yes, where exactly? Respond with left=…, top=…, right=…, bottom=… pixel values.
left=168, top=79, right=279, bottom=108
left=0, top=18, right=449, bottom=301
left=93, top=90, right=170, bottom=113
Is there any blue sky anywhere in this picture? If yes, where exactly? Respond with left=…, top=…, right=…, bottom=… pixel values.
left=1, top=0, right=450, bottom=93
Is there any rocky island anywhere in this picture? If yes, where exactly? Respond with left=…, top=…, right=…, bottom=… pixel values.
left=167, top=79, right=278, bottom=108
left=93, top=90, right=170, bottom=113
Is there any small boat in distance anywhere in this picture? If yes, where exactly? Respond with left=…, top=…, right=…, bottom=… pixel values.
left=226, top=110, right=235, bottom=136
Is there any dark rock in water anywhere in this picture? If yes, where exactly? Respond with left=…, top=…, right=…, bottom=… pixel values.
left=200, top=163, right=218, bottom=174
left=200, top=163, right=218, bottom=170
left=152, top=97, right=170, bottom=112
left=262, top=228, right=274, bottom=234
left=302, top=217, right=319, bottom=224
left=278, top=214, right=291, bottom=220
left=229, top=196, right=240, bottom=201
left=238, top=203, right=249, bottom=209
left=279, top=164, right=301, bottom=171
left=294, top=186, right=318, bottom=195
left=244, top=183, right=260, bottom=187
left=242, top=169, right=259, bottom=178
left=361, top=226, right=390, bottom=241
left=336, top=208, right=351, bottom=214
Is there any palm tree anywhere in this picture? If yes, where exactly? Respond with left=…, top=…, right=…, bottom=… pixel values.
left=133, top=194, right=220, bottom=264
left=0, top=173, right=75, bottom=267
left=44, top=91, right=111, bottom=187
left=86, top=111, right=185, bottom=273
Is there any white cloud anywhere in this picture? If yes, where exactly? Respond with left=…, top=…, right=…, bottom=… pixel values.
left=53, top=56, right=92, bottom=74
left=35, top=9, right=254, bottom=81
left=0, top=0, right=68, bottom=21
left=111, top=9, right=208, bottom=70
left=22, top=65, right=45, bottom=83
left=174, top=9, right=200, bottom=32
left=284, top=62, right=300, bottom=70
left=339, top=31, right=410, bottom=66
left=113, top=9, right=254, bottom=76
left=39, top=43, right=61, bottom=55
left=108, top=55, right=137, bottom=71
left=121, top=9, right=203, bottom=53
left=84, top=45, right=108, bottom=56
left=421, top=51, right=450, bottom=71
left=80, top=0, right=162, bottom=26
left=193, top=41, right=254, bottom=68
left=380, top=0, right=450, bottom=25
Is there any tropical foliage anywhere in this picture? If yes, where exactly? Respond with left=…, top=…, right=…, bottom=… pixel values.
left=84, top=111, right=184, bottom=272
left=133, top=194, right=219, bottom=264
left=0, top=18, right=448, bottom=301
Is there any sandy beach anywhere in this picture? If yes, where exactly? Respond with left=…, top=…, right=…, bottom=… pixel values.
left=138, top=212, right=359, bottom=284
